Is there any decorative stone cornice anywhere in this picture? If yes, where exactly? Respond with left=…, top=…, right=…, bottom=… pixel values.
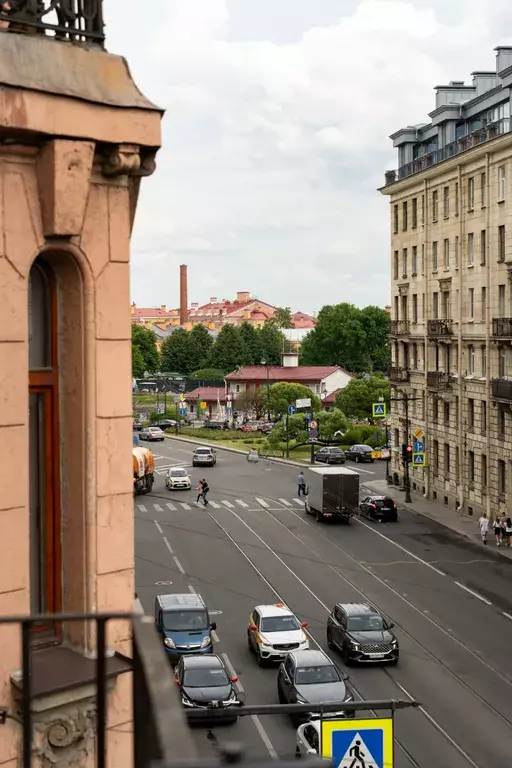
left=102, top=144, right=157, bottom=178
left=438, top=277, right=452, bottom=290
left=398, top=283, right=409, bottom=296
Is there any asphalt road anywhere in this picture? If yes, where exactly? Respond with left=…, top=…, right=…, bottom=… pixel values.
left=134, top=436, right=512, bottom=768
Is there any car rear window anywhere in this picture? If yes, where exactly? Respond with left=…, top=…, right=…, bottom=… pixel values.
left=360, top=445, right=372, bottom=452
left=329, top=448, right=343, bottom=453
left=195, top=449, right=212, bottom=455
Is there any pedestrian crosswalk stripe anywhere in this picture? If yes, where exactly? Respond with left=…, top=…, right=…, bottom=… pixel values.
left=256, top=498, right=269, bottom=508
left=293, top=498, right=304, bottom=505
left=222, top=500, right=234, bottom=508
left=236, top=499, right=249, bottom=507
left=180, top=503, right=191, bottom=510
left=166, top=503, right=176, bottom=511
left=279, top=498, right=291, bottom=506
left=138, top=505, right=147, bottom=512
left=154, top=504, right=163, bottom=512
left=208, top=501, right=221, bottom=508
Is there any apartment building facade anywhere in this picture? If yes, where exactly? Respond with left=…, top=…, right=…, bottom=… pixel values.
left=381, top=47, right=512, bottom=517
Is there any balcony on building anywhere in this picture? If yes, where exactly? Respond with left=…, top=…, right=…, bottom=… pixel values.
left=492, top=317, right=512, bottom=340
left=427, top=371, right=453, bottom=391
left=492, top=378, right=512, bottom=402
left=427, top=319, right=453, bottom=338
left=0, top=1, right=104, bottom=45
left=389, top=365, right=410, bottom=383
left=390, top=320, right=410, bottom=337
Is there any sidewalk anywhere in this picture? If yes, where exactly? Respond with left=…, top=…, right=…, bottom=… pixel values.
left=362, top=479, right=512, bottom=561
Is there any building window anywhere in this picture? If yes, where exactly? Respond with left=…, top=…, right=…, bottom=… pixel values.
left=499, top=407, right=506, bottom=437
left=481, top=454, right=487, bottom=489
left=393, top=204, right=399, bottom=234
left=455, top=182, right=459, bottom=213
left=481, top=400, right=487, bottom=432
left=454, top=235, right=459, bottom=268
left=432, top=190, right=438, bottom=221
left=402, top=201, right=408, bottom=231
left=433, top=291, right=439, bottom=319
left=412, top=342, right=418, bottom=368
left=498, top=284, right=506, bottom=316
left=412, top=197, right=417, bottom=229
left=421, top=244, right=425, bottom=274
left=394, top=428, right=399, bottom=448
left=498, top=225, right=505, bottom=262
left=481, top=172, right=486, bottom=206
left=402, top=248, right=408, bottom=277
left=443, top=239, right=449, bottom=269
left=412, top=294, right=418, bottom=323
left=468, top=398, right=475, bottom=429
left=235, top=383, right=240, bottom=393
left=444, top=443, right=450, bottom=475
left=444, top=343, right=451, bottom=371
left=432, top=241, right=438, bottom=271
left=498, top=459, right=506, bottom=496
left=421, top=194, right=425, bottom=224
left=468, top=176, right=475, bottom=210
left=467, top=232, right=474, bottom=265
left=433, top=440, right=439, bottom=473
left=481, top=287, right=487, bottom=320
left=433, top=398, right=439, bottom=423
left=443, top=186, right=449, bottom=218
left=468, top=344, right=475, bottom=374
left=412, top=245, right=418, bottom=275
left=481, top=345, right=486, bottom=377
left=469, top=288, right=474, bottom=319
left=468, top=451, right=475, bottom=482
left=456, top=446, right=460, bottom=475
left=498, top=165, right=506, bottom=201
left=499, top=346, right=506, bottom=378
left=480, top=229, right=486, bottom=265
left=393, top=250, right=399, bottom=280
left=444, top=401, right=450, bottom=424
left=29, top=260, right=62, bottom=620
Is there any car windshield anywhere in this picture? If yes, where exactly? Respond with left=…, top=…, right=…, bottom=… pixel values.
left=171, top=469, right=187, bottom=477
left=295, top=664, right=341, bottom=685
left=359, top=446, right=372, bottom=452
left=347, top=615, right=384, bottom=632
left=162, top=610, right=208, bottom=631
left=260, top=615, right=300, bottom=632
left=183, top=666, right=229, bottom=688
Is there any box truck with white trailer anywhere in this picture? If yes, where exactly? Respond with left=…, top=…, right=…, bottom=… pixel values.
left=304, top=466, right=360, bottom=523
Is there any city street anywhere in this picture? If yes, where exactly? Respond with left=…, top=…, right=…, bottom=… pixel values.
left=135, top=436, right=512, bottom=768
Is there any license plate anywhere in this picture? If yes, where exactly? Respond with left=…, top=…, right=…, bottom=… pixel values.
left=367, top=653, right=385, bottom=658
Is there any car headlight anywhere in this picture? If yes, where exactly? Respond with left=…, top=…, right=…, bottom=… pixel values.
left=201, top=636, right=211, bottom=648
left=164, top=637, right=176, bottom=649
left=181, top=697, right=194, bottom=707
left=391, top=639, right=398, bottom=646
left=296, top=694, right=307, bottom=704
left=350, top=641, right=360, bottom=650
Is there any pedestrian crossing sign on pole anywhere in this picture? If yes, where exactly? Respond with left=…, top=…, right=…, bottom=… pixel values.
left=412, top=452, right=426, bottom=467
left=372, top=403, right=387, bottom=418
left=321, top=718, right=393, bottom=768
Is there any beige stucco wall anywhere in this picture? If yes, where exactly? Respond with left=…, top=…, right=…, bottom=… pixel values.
left=0, top=31, right=161, bottom=768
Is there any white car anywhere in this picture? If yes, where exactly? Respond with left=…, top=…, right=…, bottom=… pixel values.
left=296, top=720, right=321, bottom=758
left=247, top=603, right=309, bottom=665
left=165, top=467, right=191, bottom=490
left=140, top=426, right=165, bottom=442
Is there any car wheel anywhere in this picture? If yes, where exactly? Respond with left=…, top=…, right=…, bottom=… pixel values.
left=342, top=645, right=352, bottom=666
left=316, top=508, right=323, bottom=523
left=247, top=631, right=254, bottom=652
left=278, top=685, right=285, bottom=703
left=146, top=477, right=154, bottom=493
left=389, top=658, right=399, bottom=666
left=370, top=459, right=375, bottom=463
left=295, top=747, right=301, bottom=759
left=305, top=502, right=310, bottom=515
left=327, top=630, right=335, bottom=650
left=256, top=647, right=265, bottom=667
left=355, top=456, right=360, bottom=463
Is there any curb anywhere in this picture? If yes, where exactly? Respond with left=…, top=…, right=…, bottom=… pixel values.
left=164, top=433, right=307, bottom=469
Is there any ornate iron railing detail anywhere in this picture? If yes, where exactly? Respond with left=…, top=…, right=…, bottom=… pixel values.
left=492, top=378, right=512, bottom=403
left=492, top=317, right=512, bottom=339
left=389, top=365, right=410, bottom=383
left=389, top=320, right=410, bottom=336
left=427, top=371, right=452, bottom=391
left=427, top=319, right=453, bottom=338
left=0, top=0, right=104, bottom=45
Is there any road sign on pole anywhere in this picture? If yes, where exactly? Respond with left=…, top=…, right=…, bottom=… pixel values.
left=179, top=408, right=187, bottom=416
left=288, top=405, right=297, bottom=415
left=200, top=401, right=207, bottom=410
left=296, top=397, right=311, bottom=409
left=372, top=403, right=387, bottom=418
left=179, top=394, right=185, bottom=401
left=413, top=441, right=424, bottom=453
left=412, top=452, right=426, bottom=466
left=413, top=428, right=424, bottom=439
left=309, top=420, right=317, bottom=430
left=309, top=429, right=318, bottom=441
left=321, top=717, right=393, bottom=768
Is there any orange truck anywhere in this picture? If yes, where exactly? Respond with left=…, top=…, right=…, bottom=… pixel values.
left=133, top=445, right=155, bottom=495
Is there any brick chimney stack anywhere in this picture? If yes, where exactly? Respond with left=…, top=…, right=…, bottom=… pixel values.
left=180, top=264, right=188, bottom=325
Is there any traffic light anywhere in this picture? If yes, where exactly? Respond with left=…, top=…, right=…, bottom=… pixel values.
left=401, top=444, right=413, bottom=463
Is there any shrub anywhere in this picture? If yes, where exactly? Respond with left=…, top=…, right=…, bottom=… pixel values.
left=341, top=426, right=385, bottom=447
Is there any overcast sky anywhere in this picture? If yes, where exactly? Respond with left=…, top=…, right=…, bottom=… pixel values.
left=105, top=0, right=512, bottom=314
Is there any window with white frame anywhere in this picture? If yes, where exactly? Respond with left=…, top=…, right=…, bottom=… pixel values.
left=498, top=165, right=506, bottom=201
left=468, top=177, right=475, bottom=210
left=467, top=232, right=474, bottom=265
left=443, top=238, right=449, bottom=269
left=432, top=241, right=438, bottom=271
left=469, top=288, right=474, bottom=319
left=468, top=344, right=475, bottom=374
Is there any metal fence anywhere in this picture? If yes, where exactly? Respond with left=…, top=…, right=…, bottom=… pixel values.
left=0, top=0, right=104, bottom=45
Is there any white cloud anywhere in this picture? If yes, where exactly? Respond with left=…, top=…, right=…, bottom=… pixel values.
left=105, top=0, right=512, bottom=312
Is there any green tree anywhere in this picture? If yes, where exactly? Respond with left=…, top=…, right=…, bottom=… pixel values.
left=234, top=389, right=264, bottom=418
left=260, top=382, right=321, bottom=419
left=359, top=306, right=391, bottom=373
left=208, top=325, right=246, bottom=373
left=334, top=376, right=389, bottom=422
left=316, top=408, right=349, bottom=441
left=160, top=328, right=191, bottom=374
left=190, top=368, right=226, bottom=382
left=300, top=303, right=366, bottom=372
left=273, top=307, right=293, bottom=328
left=260, top=321, right=286, bottom=365
left=132, top=344, right=146, bottom=378
left=239, top=321, right=264, bottom=365
left=187, top=324, right=214, bottom=372
left=132, top=324, right=160, bottom=374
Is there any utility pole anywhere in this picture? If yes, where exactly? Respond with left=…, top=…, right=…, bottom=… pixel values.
left=389, top=391, right=420, bottom=504
left=309, top=407, right=315, bottom=464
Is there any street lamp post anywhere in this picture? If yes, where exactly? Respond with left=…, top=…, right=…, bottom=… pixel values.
left=261, top=358, right=271, bottom=421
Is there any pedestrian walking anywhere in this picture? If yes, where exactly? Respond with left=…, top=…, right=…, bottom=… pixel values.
left=196, top=479, right=204, bottom=504
left=493, top=515, right=502, bottom=546
left=505, top=518, right=512, bottom=548
left=297, top=471, right=306, bottom=497
left=478, top=513, right=489, bottom=545
left=201, top=479, right=210, bottom=507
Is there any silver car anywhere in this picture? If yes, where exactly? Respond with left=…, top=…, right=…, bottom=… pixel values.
left=192, top=447, right=216, bottom=467
left=140, top=426, right=165, bottom=442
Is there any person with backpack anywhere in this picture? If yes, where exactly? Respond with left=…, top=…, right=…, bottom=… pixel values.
left=196, top=479, right=204, bottom=504
left=493, top=515, right=503, bottom=546
left=201, top=479, right=210, bottom=507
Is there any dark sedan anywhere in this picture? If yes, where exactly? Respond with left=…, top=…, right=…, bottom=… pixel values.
left=277, top=649, right=354, bottom=724
left=175, top=654, right=243, bottom=723
left=314, top=446, right=346, bottom=464
left=345, top=444, right=375, bottom=463
left=359, top=495, right=398, bottom=522
left=327, top=602, right=399, bottom=665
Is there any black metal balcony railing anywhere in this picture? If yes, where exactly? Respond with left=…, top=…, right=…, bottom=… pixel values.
left=492, top=317, right=512, bottom=338
left=427, top=318, right=453, bottom=338
left=492, top=378, right=512, bottom=402
left=389, top=320, right=410, bottom=336
left=0, top=0, right=104, bottom=45
left=427, top=371, right=452, bottom=391
left=384, top=118, right=512, bottom=185
left=389, top=365, right=410, bottom=383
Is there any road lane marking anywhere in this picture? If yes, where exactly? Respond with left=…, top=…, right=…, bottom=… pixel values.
left=222, top=500, right=235, bottom=508
left=173, top=556, right=185, bottom=574
left=166, top=502, right=176, bottom=511
left=356, top=517, right=447, bottom=576
left=138, top=505, right=147, bottom=512
left=293, top=498, right=303, bottom=505
left=221, top=652, right=277, bottom=760
left=503, top=612, right=512, bottom=621
left=154, top=521, right=163, bottom=534
left=188, top=584, right=196, bottom=593
left=163, top=537, right=174, bottom=555
left=154, top=504, right=163, bottom=512
left=208, top=501, right=221, bottom=508
left=179, top=503, right=191, bottom=510
left=256, top=498, right=269, bottom=508
left=455, top=581, right=492, bottom=605
left=236, top=499, right=249, bottom=507
left=278, top=498, right=291, bottom=506
left=354, top=467, right=375, bottom=474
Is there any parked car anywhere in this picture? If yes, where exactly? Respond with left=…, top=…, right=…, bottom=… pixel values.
left=153, top=419, right=177, bottom=430
left=204, top=420, right=226, bottom=430
left=345, top=444, right=375, bottom=463
left=359, top=495, right=398, bottom=522
left=165, top=467, right=191, bottom=490
left=314, top=446, right=346, bottom=464
left=140, top=426, right=165, bottom=442
left=192, top=447, right=216, bottom=467
left=277, top=649, right=354, bottom=724
left=174, top=654, right=243, bottom=722
left=326, top=602, right=399, bottom=665
left=237, top=420, right=267, bottom=432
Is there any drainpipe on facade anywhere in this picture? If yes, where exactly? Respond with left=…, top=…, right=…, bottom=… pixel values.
left=457, top=164, right=464, bottom=512
left=485, top=153, right=491, bottom=519
left=423, top=178, right=430, bottom=499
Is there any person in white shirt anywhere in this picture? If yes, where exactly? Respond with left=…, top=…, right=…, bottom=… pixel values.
left=478, top=513, right=489, bottom=545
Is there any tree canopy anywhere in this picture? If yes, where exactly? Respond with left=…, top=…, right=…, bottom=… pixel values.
left=334, top=375, right=389, bottom=422
left=273, top=307, right=293, bottom=328
left=160, top=328, right=191, bottom=374
left=132, top=324, right=159, bottom=375
left=260, top=382, right=321, bottom=418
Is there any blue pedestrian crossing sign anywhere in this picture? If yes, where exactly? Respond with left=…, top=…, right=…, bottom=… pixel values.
left=288, top=405, right=296, bottom=415
left=321, top=718, right=393, bottom=768
left=413, top=452, right=426, bottom=466
left=372, top=403, right=387, bottom=418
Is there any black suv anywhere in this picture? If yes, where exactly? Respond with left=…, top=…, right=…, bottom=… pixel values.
left=359, top=495, right=398, bottom=522
left=327, top=603, right=399, bottom=665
